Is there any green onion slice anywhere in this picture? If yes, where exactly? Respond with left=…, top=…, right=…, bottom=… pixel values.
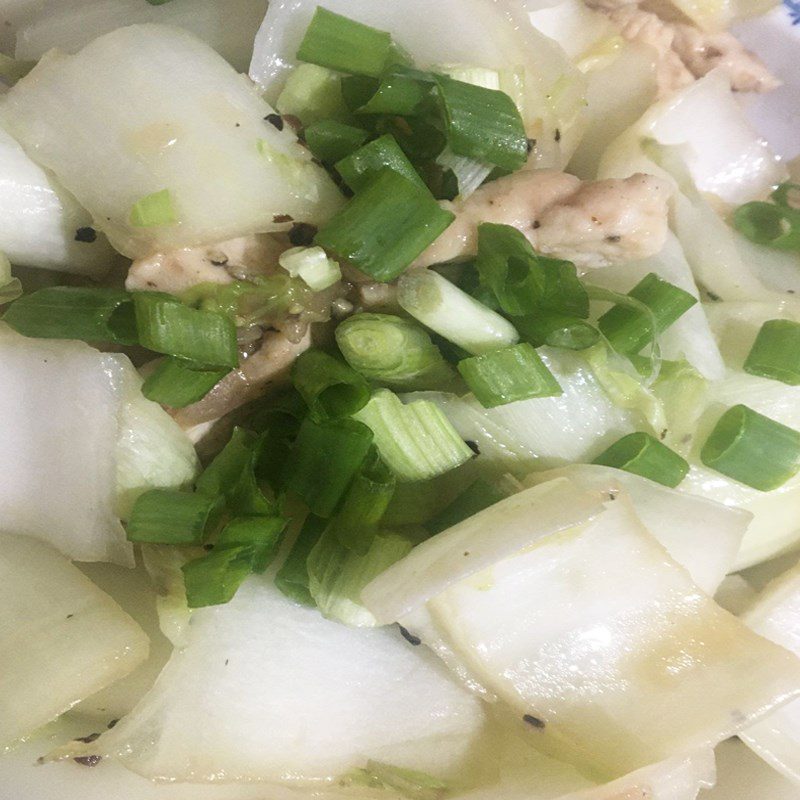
left=744, top=319, right=800, bottom=386
left=315, top=169, right=454, bottom=282
left=304, top=120, right=369, bottom=163
left=771, top=182, right=800, bottom=210
left=274, top=514, right=327, bottom=605
left=127, top=489, right=221, bottom=544
left=354, top=389, right=473, bottom=482
left=141, top=357, right=230, bottom=408
left=133, top=292, right=239, bottom=368
left=733, top=201, right=800, bottom=252
left=130, top=189, right=177, bottom=228
left=284, top=417, right=374, bottom=517
left=596, top=273, right=696, bottom=355
left=4, top=287, right=138, bottom=344
left=182, top=545, right=257, bottom=609
left=457, top=343, right=562, bottom=408
left=335, top=134, right=426, bottom=193
left=593, top=432, right=689, bottom=488
left=428, top=477, right=510, bottom=534
left=515, top=313, right=600, bottom=350
left=215, top=516, right=287, bottom=573
left=291, top=348, right=371, bottom=419
left=700, top=404, right=800, bottom=491
left=434, top=75, right=527, bottom=171
left=356, top=67, right=433, bottom=116
left=296, top=7, right=394, bottom=78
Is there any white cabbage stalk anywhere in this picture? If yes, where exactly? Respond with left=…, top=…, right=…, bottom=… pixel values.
left=568, top=42, right=658, bottom=180
left=660, top=0, right=776, bottom=33
left=599, top=71, right=785, bottom=205
left=115, top=359, right=199, bottom=520
left=522, top=0, right=615, bottom=62
left=250, top=0, right=587, bottom=168
left=522, top=464, right=749, bottom=595
left=0, top=125, right=115, bottom=275
left=585, top=232, right=725, bottom=379
left=0, top=327, right=132, bottom=565
left=2, top=25, right=344, bottom=259
left=364, top=484, right=800, bottom=779
left=76, top=576, right=489, bottom=784
left=740, top=561, right=800, bottom=784
left=15, top=0, right=268, bottom=72
left=0, top=534, right=149, bottom=749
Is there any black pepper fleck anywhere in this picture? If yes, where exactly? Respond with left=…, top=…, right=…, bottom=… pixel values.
left=465, top=440, right=480, bottom=456
left=605, top=234, right=621, bottom=243
left=107, top=719, right=119, bottom=729
left=74, top=226, right=97, bottom=243
left=526, top=138, right=536, bottom=154
left=74, top=755, right=102, bottom=768
left=273, top=213, right=294, bottom=224
left=209, top=257, right=228, bottom=267
left=289, top=222, right=318, bottom=246
left=554, top=129, right=561, bottom=143
left=523, top=714, right=545, bottom=729
left=265, top=113, right=284, bottom=131
left=706, top=291, right=721, bottom=302
left=399, top=626, right=421, bottom=646
left=75, top=732, right=101, bottom=744
left=660, top=428, right=668, bottom=441
left=66, top=614, right=74, bottom=619
left=531, top=220, right=541, bottom=230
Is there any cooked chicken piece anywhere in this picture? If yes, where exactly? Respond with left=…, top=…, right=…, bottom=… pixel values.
left=172, top=330, right=311, bottom=429
left=415, top=170, right=670, bottom=269
left=671, top=25, right=780, bottom=92
left=591, top=2, right=778, bottom=97
left=125, top=234, right=285, bottom=294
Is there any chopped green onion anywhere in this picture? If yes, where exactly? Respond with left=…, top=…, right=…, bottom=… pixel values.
left=335, top=313, right=455, bottom=389
left=335, top=134, right=426, bottom=193
left=744, top=319, right=800, bottom=386
left=327, top=448, right=396, bottom=554
left=276, top=64, right=349, bottom=126
left=291, top=348, right=371, bottom=419
left=307, top=528, right=413, bottom=625
left=129, top=189, right=176, bottom=227
left=275, top=514, right=327, bottom=605
left=733, top=201, right=800, bottom=251
left=215, top=516, right=287, bottom=573
left=126, top=489, right=221, bottom=544
left=182, top=545, right=257, bottom=609
left=593, top=432, right=689, bottom=488
left=341, top=75, right=380, bottom=112
left=381, top=114, right=447, bottom=161
left=700, top=404, right=800, bottom=491
left=315, top=169, right=454, bottom=282
left=457, top=343, right=562, bottom=408
left=596, top=273, right=696, bottom=355
left=3, top=287, right=138, bottom=344
left=248, top=392, right=306, bottom=486
left=475, top=223, right=588, bottom=318
left=397, top=269, right=518, bottom=355
left=304, top=120, right=369, bottom=163
left=284, top=417, right=374, bottom=516
left=141, top=358, right=230, bottom=408
left=515, top=313, right=600, bottom=350
left=356, top=68, right=432, bottom=116
left=133, top=292, right=238, bottom=368
left=360, top=761, right=447, bottom=800
left=296, top=7, right=393, bottom=78
left=771, top=182, right=800, bottom=210
left=434, top=75, right=527, bottom=171
left=354, top=389, right=473, bottom=482
left=428, top=477, right=509, bottom=534
left=278, top=246, right=341, bottom=291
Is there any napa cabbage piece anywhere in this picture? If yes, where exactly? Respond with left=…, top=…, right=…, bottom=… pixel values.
left=522, top=464, right=749, bottom=594
left=0, top=125, right=115, bottom=275
left=14, top=0, right=267, bottom=72
left=115, top=359, right=199, bottom=520
left=599, top=70, right=785, bottom=205
left=0, top=534, right=149, bottom=749
left=75, top=575, right=489, bottom=784
left=1, top=25, right=343, bottom=259
left=657, top=0, right=776, bottom=33
left=250, top=0, right=586, bottom=168
left=364, top=482, right=800, bottom=780
left=407, top=348, right=644, bottom=472
left=0, top=327, right=131, bottom=564
left=739, top=560, right=800, bottom=784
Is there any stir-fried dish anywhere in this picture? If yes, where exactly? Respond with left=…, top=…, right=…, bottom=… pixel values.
left=1, top=1, right=800, bottom=798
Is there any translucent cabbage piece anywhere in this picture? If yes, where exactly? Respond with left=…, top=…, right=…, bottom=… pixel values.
left=15, top=0, right=268, bottom=72
left=115, top=359, right=199, bottom=520
left=0, top=534, right=148, bottom=749
left=0, top=326, right=132, bottom=565
left=740, top=561, right=800, bottom=784
left=365, top=485, right=800, bottom=780
left=522, top=464, right=749, bottom=594
left=83, top=576, right=489, bottom=783
left=658, top=0, right=776, bottom=33
left=600, top=71, right=785, bottom=205
left=0, top=125, right=115, bottom=275
left=250, top=0, right=586, bottom=167
left=2, top=25, right=343, bottom=258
